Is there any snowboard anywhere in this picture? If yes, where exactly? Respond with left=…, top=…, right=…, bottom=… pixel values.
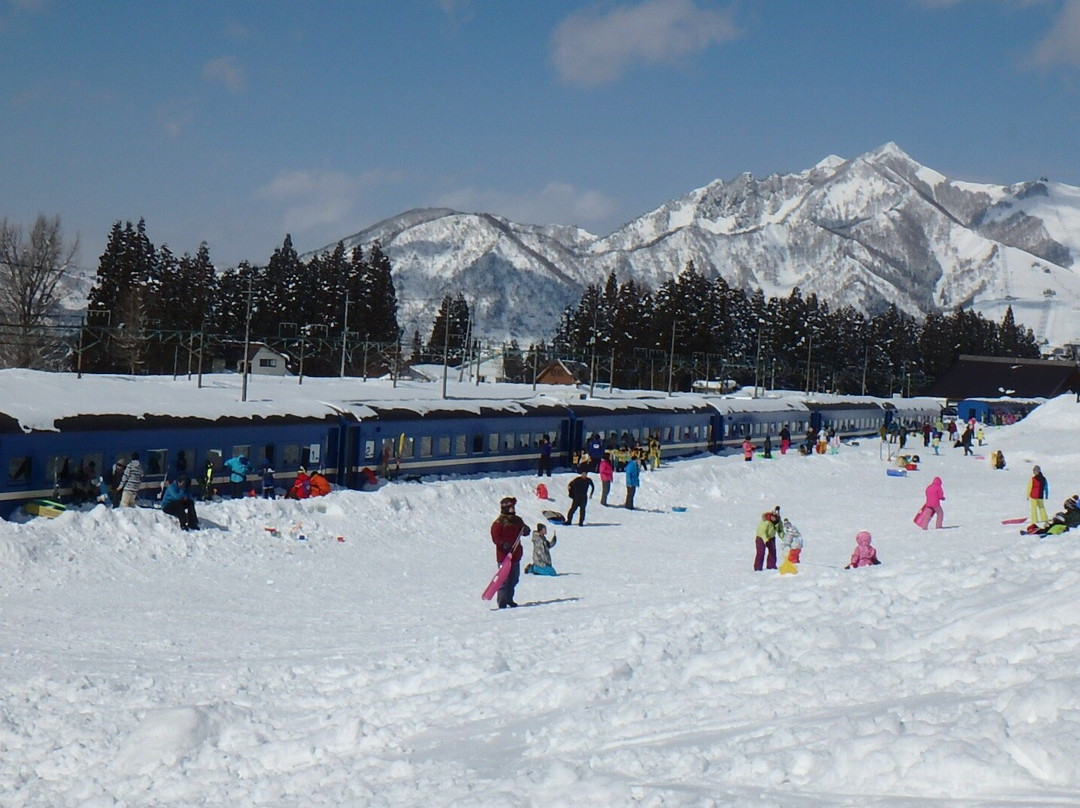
left=542, top=509, right=566, bottom=523
left=481, top=553, right=515, bottom=601
left=913, top=506, right=932, bottom=529
left=1001, top=517, right=1027, bottom=525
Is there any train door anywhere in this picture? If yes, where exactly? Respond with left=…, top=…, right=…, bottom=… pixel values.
left=561, top=416, right=579, bottom=471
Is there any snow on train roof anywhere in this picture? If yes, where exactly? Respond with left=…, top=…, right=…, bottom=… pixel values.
left=0, top=369, right=719, bottom=433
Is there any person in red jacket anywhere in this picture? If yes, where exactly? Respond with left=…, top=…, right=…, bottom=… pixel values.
left=490, top=496, right=530, bottom=609
left=1029, top=465, right=1049, bottom=525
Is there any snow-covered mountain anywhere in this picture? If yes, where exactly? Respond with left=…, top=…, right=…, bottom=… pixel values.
left=323, top=143, right=1080, bottom=347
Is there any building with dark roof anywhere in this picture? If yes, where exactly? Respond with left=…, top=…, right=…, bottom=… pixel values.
left=926, top=355, right=1080, bottom=403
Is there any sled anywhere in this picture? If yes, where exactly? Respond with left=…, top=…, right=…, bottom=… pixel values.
left=913, top=506, right=932, bottom=529
left=22, top=498, right=65, bottom=518
left=536, top=483, right=549, bottom=500
left=542, top=509, right=566, bottom=524
left=886, top=468, right=907, bottom=477
left=779, top=558, right=798, bottom=575
left=671, top=506, right=687, bottom=512
left=482, top=553, right=515, bottom=601
left=1001, top=517, right=1027, bottom=525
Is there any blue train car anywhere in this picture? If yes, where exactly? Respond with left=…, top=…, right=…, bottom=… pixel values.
left=0, top=411, right=340, bottom=517
left=707, top=397, right=811, bottom=451
left=566, top=397, right=716, bottom=462
left=338, top=399, right=570, bottom=481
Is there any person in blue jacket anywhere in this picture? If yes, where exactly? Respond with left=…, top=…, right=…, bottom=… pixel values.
left=161, top=476, right=199, bottom=530
left=624, top=451, right=641, bottom=510
left=223, top=454, right=253, bottom=498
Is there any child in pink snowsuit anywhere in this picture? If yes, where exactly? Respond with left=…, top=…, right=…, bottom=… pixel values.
left=845, top=531, right=880, bottom=569
left=921, top=476, right=945, bottom=530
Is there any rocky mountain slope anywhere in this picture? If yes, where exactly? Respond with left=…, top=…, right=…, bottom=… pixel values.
left=323, top=143, right=1080, bottom=347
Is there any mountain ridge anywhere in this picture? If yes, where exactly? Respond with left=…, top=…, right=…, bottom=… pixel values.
left=316, top=143, right=1080, bottom=348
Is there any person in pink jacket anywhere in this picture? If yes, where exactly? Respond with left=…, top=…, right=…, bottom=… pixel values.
left=845, top=530, right=880, bottom=569
left=920, top=476, right=946, bottom=530
left=598, top=453, right=614, bottom=506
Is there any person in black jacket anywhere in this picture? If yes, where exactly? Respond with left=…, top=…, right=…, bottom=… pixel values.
left=566, top=466, right=596, bottom=526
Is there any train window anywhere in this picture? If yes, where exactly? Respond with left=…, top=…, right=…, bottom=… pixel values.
left=420, top=436, right=432, bottom=457
left=473, top=434, right=484, bottom=453
left=402, top=436, right=416, bottom=458
left=281, top=445, right=299, bottom=466
left=8, top=456, right=31, bottom=482
left=47, top=455, right=73, bottom=485
left=260, top=445, right=275, bottom=464
left=503, top=433, right=514, bottom=451
left=145, top=449, right=167, bottom=477
left=205, top=449, right=224, bottom=474
left=232, top=445, right=251, bottom=462
left=438, top=436, right=451, bottom=456
left=301, top=443, right=321, bottom=468
left=455, top=435, right=466, bottom=455
left=518, top=433, right=530, bottom=450
left=532, top=432, right=545, bottom=449
left=175, top=449, right=194, bottom=476
left=487, top=433, right=499, bottom=453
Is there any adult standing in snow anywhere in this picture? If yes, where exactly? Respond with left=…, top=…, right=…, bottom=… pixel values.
left=491, top=496, right=530, bottom=608
left=598, top=452, right=614, bottom=506
left=260, top=458, right=276, bottom=499
left=960, top=425, right=974, bottom=456
left=1029, top=465, right=1049, bottom=525
left=763, top=433, right=772, bottom=459
left=742, top=438, right=754, bottom=461
left=537, top=435, right=553, bottom=477
left=585, top=433, right=605, bottom=472
left=223, top=454, right=253, bottom=498
left=624, top=452, right=641, bottom=510
left=108, top=457, right=127, bottom=508
left=779, top=425, right=791, bottom=455
left=161, top=476, right=199, bottom=531
left=118, top=453, right=143, bottom=508
left=566, top=466, right=595, bottom=526
left=920, top=476, right=946, bottom=530
left=753, top=511, right=779, bottom=571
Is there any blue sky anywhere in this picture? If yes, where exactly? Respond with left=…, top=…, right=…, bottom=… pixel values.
left=2, top=0, right=1079, bottom=270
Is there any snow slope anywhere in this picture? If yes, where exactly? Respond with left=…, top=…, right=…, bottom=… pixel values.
left=3, top=389, right=1080, bottom=806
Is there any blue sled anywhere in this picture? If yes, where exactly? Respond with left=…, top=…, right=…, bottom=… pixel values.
left=886, top=468, right=907, bottom=477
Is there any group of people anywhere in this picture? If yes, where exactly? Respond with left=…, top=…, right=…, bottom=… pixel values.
left=85, top=451, right=337, bottom=532
left=565, top=449, right=643, bottom=526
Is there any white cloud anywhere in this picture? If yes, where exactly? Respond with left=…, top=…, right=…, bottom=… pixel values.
left=258, top=168, right=404, bottom=235
left=1031, top=0, right=1080, bottom=67
left=550, top=0, right=738, bottom=86
left=434, top=182, right=617, bottom=227
left=201, top=56, right=246, bottom=94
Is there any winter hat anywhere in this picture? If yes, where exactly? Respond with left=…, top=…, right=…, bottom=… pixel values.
left=1033, top=465, right=1041, bottom=474
left=856, top=530, right=872, bottom=545
left=500, top=496, right=517, bottom=514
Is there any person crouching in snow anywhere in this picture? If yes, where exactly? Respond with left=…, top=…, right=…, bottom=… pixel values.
left=845, top=531, right=880, bottom=569
left=780, top=517, right=803, bottom=564
left=754, top=511, right=779, bottom=571
left=524, top=523, right=558, bottom=576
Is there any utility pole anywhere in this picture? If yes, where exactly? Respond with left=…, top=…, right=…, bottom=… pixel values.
left=241, top=274, right=253, bottom=402
left=441, top=309, right=450, bottom=400
left=804, top=329, right=814, bottom=395
left=667, top=320, right=678, bottom=396
left=339, top=292, right=349, bottom=378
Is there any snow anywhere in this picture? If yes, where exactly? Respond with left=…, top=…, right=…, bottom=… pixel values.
left=4, top=385, right=1080, bottom=805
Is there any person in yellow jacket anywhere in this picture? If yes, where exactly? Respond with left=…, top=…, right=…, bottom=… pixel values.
left=754, top=511, right=779, bottom=571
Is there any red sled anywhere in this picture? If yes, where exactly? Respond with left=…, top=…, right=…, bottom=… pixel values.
left=482, top=554, right=514, bottom=601
left=1001, top=517, right=1027, bottom=525
left=913, top=506, right=932, bottom=529
left=536, top=483, right=549, bottom=500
